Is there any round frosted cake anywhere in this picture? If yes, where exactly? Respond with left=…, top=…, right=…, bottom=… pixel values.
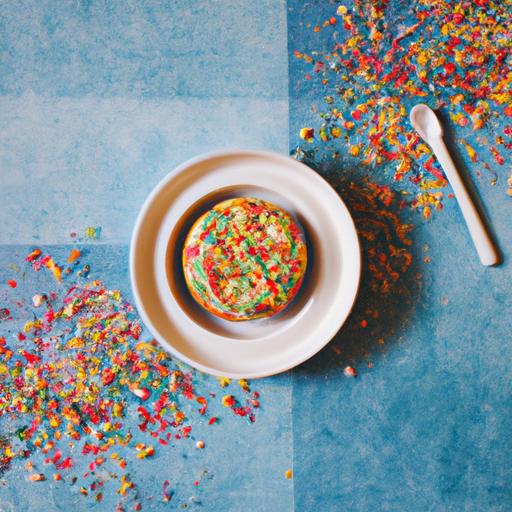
left=182, top=197, right=307, bottom=321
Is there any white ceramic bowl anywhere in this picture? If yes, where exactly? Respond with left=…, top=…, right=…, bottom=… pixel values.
left=130, top=150, right=361, bottom=378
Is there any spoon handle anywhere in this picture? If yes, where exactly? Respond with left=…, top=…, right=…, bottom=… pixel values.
left=429, top=137, right=500, bottom=266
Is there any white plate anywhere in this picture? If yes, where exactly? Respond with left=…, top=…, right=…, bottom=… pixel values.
left=130, top=150, right=361, bottom=378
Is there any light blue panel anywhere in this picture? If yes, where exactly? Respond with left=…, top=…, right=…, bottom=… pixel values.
left=0, top=245, right=293, bottom=511
left=0, top=96, right=287, bottom=244
left=0, top=0, right=292, bottom=510
left=0, top=0, right=288, bottom=99
left=291, top=203, right=512, bottom=511
left=0, top=0, right=289, bottom=244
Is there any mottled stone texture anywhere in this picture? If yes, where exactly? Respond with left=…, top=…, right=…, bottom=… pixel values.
left=288, top=1, right=512, bottom=511
left=0, top=1, right=292, bottom=511
left=0, top=0, right=288, bottom=244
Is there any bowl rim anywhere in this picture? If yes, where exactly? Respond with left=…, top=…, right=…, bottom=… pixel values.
left=129, top=149, right=361, bottom=378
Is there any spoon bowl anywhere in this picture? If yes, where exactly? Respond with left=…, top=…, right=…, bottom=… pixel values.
left=410, top=104, right=443, bottom=142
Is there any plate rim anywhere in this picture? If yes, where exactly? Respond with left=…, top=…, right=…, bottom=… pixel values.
left=129, top=149, right=361, bottom=378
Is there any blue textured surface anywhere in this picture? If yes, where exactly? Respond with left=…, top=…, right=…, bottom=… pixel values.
left=288, top=1, right=512, bottom=511
left=0, top=0, right=287, bottom=98
left=0, top=1, right=292, bottom=510
left=291, top=212, right=512, bottom=511
left=0, top=246, right=292, bottom=511
left=1, top=0, right=512, bottom=510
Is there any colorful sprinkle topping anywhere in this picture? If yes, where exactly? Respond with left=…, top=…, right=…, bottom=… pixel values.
left=182, top=197, right=308, bottom=321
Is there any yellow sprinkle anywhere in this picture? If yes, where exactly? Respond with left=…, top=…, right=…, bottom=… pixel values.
left=45, top=258, right=62, bottom=283
left=451, top=93, right=464, bottom=105
left=135, top=445, right=154, bottom=459
left=418, top=70, right=427, bottom=81
left=350, top=145, right=360, bottom=156
left=299, top=127, right=315, bottom=142
left=66, top=337, right=84, bottom=348
left=49, top=416, right=61, bottom=428
left=461, top=140, right=477, bottom=162
left=238, top=379, right=250, bottom=392
left=284, top=469, right=293, bottom=479
left=174, top=411, right=185, bottom=424
left=416, top=51, right=429, bottom=66
left=452, top=49, right=464, bottom=65
left=441, top=23, right=452, bottom=36
left=113, top=403, right=124, bottom=417
left=134, top=342, right=157, bottom=352
left=330, top=126, right=341, bottom=138
left=222, top=395, right=235, bottom=407
left=118, top=475, right=133, bottom=496
left=85, top=226, right=100, bottom=240
left=218, top=377, right=231, bottom=388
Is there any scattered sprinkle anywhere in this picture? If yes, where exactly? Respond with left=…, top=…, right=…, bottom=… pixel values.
left=29, top=473, right=46, bottom=482
left=67, top=248, right=81, bottom=263
left=222, top=395, right=235, bottom=408
left=217, top=377, right=231, bottom=388
left=344, top=366, right=358, bottom=378
left=84, top=227, right=102, bottom=240
left=299, top=127, right=315, bottom=142
left=294, top=0, right=512, bottom=213
left=0, top=248, right=262, bottom=508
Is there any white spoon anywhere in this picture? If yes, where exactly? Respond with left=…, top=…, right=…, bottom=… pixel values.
left=410, top=104, right=499, bottom=266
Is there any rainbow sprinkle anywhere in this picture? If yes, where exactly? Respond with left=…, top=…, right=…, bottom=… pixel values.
left=294, top=0, right=511, bottom=218
left=183, top=198, right=307, bottom=321
left=0, top=248, right=260, bottom=509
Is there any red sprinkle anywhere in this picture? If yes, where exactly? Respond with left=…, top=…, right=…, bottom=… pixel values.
left=26, top=249, right=42, bottom=262
left=344, top=366, right=358, bottom=378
